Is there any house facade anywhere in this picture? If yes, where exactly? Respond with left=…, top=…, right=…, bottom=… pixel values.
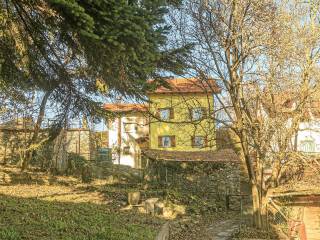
left=104, top=103, right=148, bottom=168
left=142, top=78, right=240, bottom=198
left=262, top=92, right=320, bottom=154
left=148, top=78, right=220, bottom=152
left=287, top=100, right=320, bottom=154
left=103, top=78, right=226, bottom=167
left=296, top=120, right=320, bottom=153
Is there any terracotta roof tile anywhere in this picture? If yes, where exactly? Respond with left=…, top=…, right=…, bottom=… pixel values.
left=142, top=148, right=240, bottom=163
left=149, top=78, right=221, bottom=94
left=103, top=103, right=147, bottom=113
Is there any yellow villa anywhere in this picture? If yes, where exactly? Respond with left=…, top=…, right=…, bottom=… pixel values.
left=146, top=78, right=221, bottom=159
left=103, top=77, right=240, bottom=165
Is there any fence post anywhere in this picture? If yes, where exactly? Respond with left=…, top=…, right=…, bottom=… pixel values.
left=266, top=200, right=269, bottom=232
left=165, top=166, right=168, bottom=184
left=226, top=194, right=230, bottom=210
left=240, top=195, right=243, bottom=231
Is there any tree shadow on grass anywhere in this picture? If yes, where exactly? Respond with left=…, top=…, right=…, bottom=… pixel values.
left=0, top=169, right=47, bottom=185
left=0, top=167, right=77, bottom=187
left=0, top=193, right=162, bottom=240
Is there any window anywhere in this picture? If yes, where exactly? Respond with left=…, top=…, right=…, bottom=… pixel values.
left=162, top=136, right=171, bottom=147
left=192, top=136, right=207, bottom=148
left=124, top=123, right=137, bottom=133
left=300, top=139, right=316, bottom=152
left=123, top=146, right=130, bottom=155
left=157, top=108, right=174, bottom=121
left=158, top=136, right=176, bottom=148
left=190, top=108, right=207, bottom=121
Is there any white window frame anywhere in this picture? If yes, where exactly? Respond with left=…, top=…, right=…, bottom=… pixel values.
left=191, top=108, right=203, bottom=121
left=194, top=136, right=205, bottom=148
left=159, top=108, right=171, bottom=121
left=162, top=136, right=171, bottom=148
left=300, top=139, right=316, bottom=153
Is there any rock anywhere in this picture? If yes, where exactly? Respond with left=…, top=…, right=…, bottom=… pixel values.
left=162, top=203, right=186, bottom=219
left=163, top=207, right=175, bottom=219
left=172, top=203, right=186, bottom=215
left=145, top=197, right=159, bottom=215
left=105, top=175, right=114, bottom=184
left=128, top=191, right=141, bottom=205
left=138, top=201, right=147, bottom=214
left=155, top=201, right=165, bottom=215
left=120, top=205, right=133, bottom=211
left=138, top=205, right=147, bottom=214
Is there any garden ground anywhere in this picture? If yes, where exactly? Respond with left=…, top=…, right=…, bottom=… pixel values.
left=0, top=165, right=280, bottom=240
left=0, top=165, right=242, bottom=240
left=0, top=166, right=163, bottom=240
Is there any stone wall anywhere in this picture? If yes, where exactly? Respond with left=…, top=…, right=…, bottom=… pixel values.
left=0, top=128, right=108, bottom=163
left=216, top=127, right=251, bottom=195
left=145, top=159, right=241, bottom=212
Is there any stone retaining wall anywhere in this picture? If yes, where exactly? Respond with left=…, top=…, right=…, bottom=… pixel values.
left=0, top=128, right=107, bottom=163
left=145, top=159, right=241, bottom=211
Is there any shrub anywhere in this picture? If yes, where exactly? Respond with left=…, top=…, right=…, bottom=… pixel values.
left=66, top=152, right=93, bottom=182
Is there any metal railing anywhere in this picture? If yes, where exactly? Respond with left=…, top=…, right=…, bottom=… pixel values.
left=267, top=198, right=307, bottom=240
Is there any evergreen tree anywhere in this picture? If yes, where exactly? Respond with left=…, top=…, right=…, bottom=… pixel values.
left=0, top=0, right=189, bottom=119
left=0, top=0, right=189, bottom=169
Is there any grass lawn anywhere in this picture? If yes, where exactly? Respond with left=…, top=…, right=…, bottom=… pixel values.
left=0, top=166, right=161, bottom=240
left=0, top=195, right=157, bottom=240
left=0, top=164, right=241, bottom=240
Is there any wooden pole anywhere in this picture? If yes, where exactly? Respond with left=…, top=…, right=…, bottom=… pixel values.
left=165, top=166, right=168, bottom=184
left=240, top=196, right=243, bottom=231
left=78, top=128, right=81, bottom=155
left=226, top=194, right=230, bottom=210
left=117, top=117, right=121, bottom=165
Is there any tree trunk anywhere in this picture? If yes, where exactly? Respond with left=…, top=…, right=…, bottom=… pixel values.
left=251, top=183, right=268, bottom=229
left=251, top=183, right=262, bottom=228
left=260, top=195, right=268, bottom=229
left=3, top=143, right=7, bottom=165
left=21, top=91, right=51, bottom=171
left=270, top=159, right=281, bottom=187
left=51, top=129, right=68, bottom=174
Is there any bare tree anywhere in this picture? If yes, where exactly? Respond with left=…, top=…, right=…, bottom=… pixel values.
left=169, top=0, right=320, bottom=228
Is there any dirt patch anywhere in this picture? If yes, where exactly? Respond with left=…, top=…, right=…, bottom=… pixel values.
left=169, top=212, right=239, bottom=240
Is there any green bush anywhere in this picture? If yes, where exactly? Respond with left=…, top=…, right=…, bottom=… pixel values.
left=81, top=163, right=93, bottom=183
left=66, top=152, right=87, bottom=174
left=66, top=152, right=93, bottom=183
left=30, top=143, right=53, bottom=169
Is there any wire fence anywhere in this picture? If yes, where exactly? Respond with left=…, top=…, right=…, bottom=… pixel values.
left=267, top=198, right=307, bottom=240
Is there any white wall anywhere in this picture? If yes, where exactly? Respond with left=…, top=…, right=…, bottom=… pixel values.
left=107, top=113, right=148, bottom=168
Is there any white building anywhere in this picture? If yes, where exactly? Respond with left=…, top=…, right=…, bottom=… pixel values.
left=296, top=121, right=320, bottom=153
left=285, top=101, right=320, bottom=154
left=104, top=103, right=148, bottom=168
left=263, top=93, right=320, bottom=154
